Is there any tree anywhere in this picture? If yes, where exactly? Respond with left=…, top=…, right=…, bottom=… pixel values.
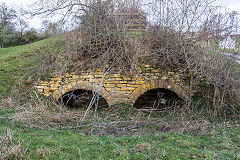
left=30, top=0, right=240, bottom=118
left=0, top=3, right=16, bottom=48
left=41, top=20, right=62, bottom=38
left=15, top=12, right=29, bottom=45
left=22, top=29, right=38, bottom=43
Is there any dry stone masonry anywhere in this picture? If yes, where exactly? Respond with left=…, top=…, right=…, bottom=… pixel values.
left=35, top=65, right=191, bottom=106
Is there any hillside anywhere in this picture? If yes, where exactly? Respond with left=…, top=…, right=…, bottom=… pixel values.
left=0, top=39, right=239, bottom=159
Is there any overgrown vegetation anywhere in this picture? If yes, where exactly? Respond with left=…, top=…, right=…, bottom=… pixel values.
left=0, top=0, right=240, bottom=159
left=30, top=0, right=240, bottom=117
left=0, top=87, right=240, bottom=159
left=0, top=2, right=64, bottom=48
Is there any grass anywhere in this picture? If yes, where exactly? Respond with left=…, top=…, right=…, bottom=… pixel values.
left=0, top=38, right=240, bottom=159
left=0, top=117, right=239, bottom=160
left=0, top=36, right=64, bottom=97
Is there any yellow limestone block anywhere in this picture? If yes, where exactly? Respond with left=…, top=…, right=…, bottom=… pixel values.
left=76, top=80, right=84, bottom=88
left=82, top=75, right=88, bottom=79
left=115, top=78, right=123, bottom=81
left=123, top=77, right=132, bottom=81
left=136, top=77, right=145, bottom=81
left=130, top=87, right=142, bottom=98
left=65, top=73, right=72, bottom=78
left=113, top=74, right=121, bottom=78
left=96, top=68, right=103, bottom=72
left=50, top=84, right=61, bottom=88
left=72, top=75, right=79, bottom=79
left=44, top=89, right=50, bottom=96
left=87, top=75, right=94, bottom=79
left=105, top=88, right=112, bottom=92
left=115, top=91, right=127, bottom=94
left=71, top=81, right=77, bottom=88
left=117, top=84, right=127, bottom=87
left=36, top=86, right=45, bottom=89
left=144, top=65, right=151, bottom=68
left=94, top=78, right=100, bottom=83
left=89, top=79, right=95, bottom=83
left=51, top=78, right=62, bottom=81
left=120, top=87, right=135, bottom=91
left=170, top=79, right=175, bottom=83
left=49, top=88, right=58, bottom=91
left=95, top=74, right=103, bottom=78
left=135, top=80, right=145, bottom=85
left=104, top=75, right=110, bottom=79
left=149, top=81, right=155, bottom=88
left=37, top=88, right=43, bottom=92
left=126, top=84, right=139, bottom=88
left=104, top=84, right=116, bottom=88
left=95, top=72, right=103, bottom=75
left=117, top=81, right=128, bottom=84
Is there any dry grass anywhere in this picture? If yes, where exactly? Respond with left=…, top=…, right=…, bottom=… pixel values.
left=0, top=128, right=25, bottom=160
left=0, top=86, right=239, bottom=137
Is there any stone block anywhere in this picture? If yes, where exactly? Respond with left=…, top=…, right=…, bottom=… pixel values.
left=118, top=81, right=128, bottom=84
left=117, top=84, right=127, bottom=87
left=104, top=84, right=116, bottom=88
left=36, top=86, right=44, bottom=89
left=115, top=78, right=123, bottom=81
left=115, top=91, right=127, bottom=94
left=123, top=77, right=132, bottom=81
left=95, top=74, right=103, bottom=78
left=136, top=78, right=145, bottom=81
left=37, top=88, right=43, bottom=92
left=144, top=65, right=151, bottom=68
left=96, top=68, right=103, bottom=72
left=135, top=80, right=145, bottom=85
left=89, top=79, right=95, bottom=83
left=87, top=75, right=94, bottom=79
left=71, top=81, right=77, bottom=88
left=126, top=84, right=139, bottom=88
left=121, top=87, right=135, bottom=91
left=105, top=88, right=112, bottom=92
left=51, top=78, right=62, bottom=81
left=50, top=84, right=61, bottom=88
left=72, top=75, right=79, bottom=79
left=113, top=74, right=121, bottom=78
left=104, top=75, right=110, bottom=79
left=49, top=88, right=58, bottom=91
left=65, top=73, right=72, bottom=78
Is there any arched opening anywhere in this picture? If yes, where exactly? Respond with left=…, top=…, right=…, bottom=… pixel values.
left=59, top=89, right=108, bottom=109
left=133, top=88, right=183, bottom=110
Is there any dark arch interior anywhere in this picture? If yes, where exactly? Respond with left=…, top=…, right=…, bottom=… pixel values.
left=133, top=88, right=183, bottom=109
left=59, top=89, right=108, bottom=109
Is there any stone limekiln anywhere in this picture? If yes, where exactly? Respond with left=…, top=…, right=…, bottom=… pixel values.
left=35, top=65, right=192, bottom=106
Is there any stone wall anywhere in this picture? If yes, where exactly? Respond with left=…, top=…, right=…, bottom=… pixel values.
left=35, top=65, right=191, bottom=106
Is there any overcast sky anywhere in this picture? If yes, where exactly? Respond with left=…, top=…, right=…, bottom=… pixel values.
left=1, top=0, right=240, bottom=29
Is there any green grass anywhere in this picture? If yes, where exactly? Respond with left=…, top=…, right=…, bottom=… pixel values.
left=0, top=38, right=240, bottom=160
left=0, top=36, right=63, bottom=97
left=0, top=118, right=239, bottom=160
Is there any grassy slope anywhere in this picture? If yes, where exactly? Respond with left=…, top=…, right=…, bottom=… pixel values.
left=0, top=40, right=240, bottom=159
left=0, top=40, right=48, bottom=96
left=0, top=119, right=239, bottom=160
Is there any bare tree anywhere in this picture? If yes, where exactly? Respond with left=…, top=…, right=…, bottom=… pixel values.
left=30, top=0, right=239, bottom=120
left=0, top=3, right=16, bottom=48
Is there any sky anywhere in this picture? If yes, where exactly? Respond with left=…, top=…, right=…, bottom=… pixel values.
left=1, top=0, right=240, bottom=30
